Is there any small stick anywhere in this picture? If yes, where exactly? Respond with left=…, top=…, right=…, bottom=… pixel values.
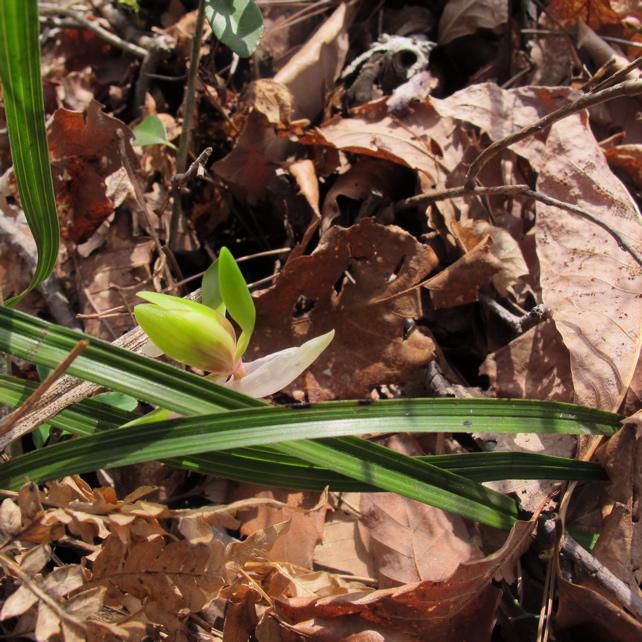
left=39, top=4, right=148, bottom=58
left=465, top=78, right=642, bottom=187
left=480, top=294, right=551, bottom=334
left=392, top=184, right=642, bottom=268
left=392, top=184, right=530, bottom=213
left=0, top=340, right=88, bottom=444
left=169, top=0, right=207, bottom=248
left=541, top=518, right=642, bottom=620
left=0, top=553, right=87, bottom=635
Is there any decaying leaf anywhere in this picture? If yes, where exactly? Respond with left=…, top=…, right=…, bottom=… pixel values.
left=438, top=0, right=508, bottom=45
left=249, top=219, right=440, bottom=398
left=48, top=100, right=136, bottom=243
left=358, top=492, right=481, bottom=587
left=273, top=520, right=536, bottom=640
left=434, top=83, right=642, bottom=410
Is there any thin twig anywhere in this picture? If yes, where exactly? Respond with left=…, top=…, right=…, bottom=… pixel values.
left=0, top=340, right=88, bottom=445
left=391, top=183, right=642, bottom=268
left=392, top=184, right=531, bottom=213
left=525, top=189, right=642, bottom=267
left=480, top=294, right=551, bottom=334
left=39, top=3, right=147, bottom=58
left=0, top=553, right=87, bottom=635
left=172, top=146, right=213, bottom=188
left=169, top=0, right=207, bottom=248
left=541, top=518, right=642, bottom=620
left=465, top=79, right=642, bottom=186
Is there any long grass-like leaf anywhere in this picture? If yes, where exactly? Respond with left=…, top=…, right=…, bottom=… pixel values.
left=0, top=374, right=607, bottom=486
left=0, top=0, right=59, bottom=304
left=0, top=308, right=620, bottom=527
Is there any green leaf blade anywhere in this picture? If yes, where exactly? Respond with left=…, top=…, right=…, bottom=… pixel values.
left=205, top=0, right=264, bottom=58
left=132, top=115, right=176, bottom=150
left=0, top=0, right=60, bottom=304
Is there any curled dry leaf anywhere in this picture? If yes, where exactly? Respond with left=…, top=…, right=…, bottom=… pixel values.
left=434, top=83, right=642, bottom=410
left=273, top=520, right=536, bottom=641
left=302, top=100, right=464, bottom=188
left=48, top=100, right=136, bottom=243
left=274, top=3, right=356, bottom=120
left=438, top=0, right=508, bottom=45
left=248, top=219, right=440, bottom=398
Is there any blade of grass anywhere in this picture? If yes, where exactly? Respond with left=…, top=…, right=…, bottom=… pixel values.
left=0, top=0, right=59, bottom=304
left=0, top=307, right=619, bottom=527
left=0, top=374, right=607, bottom=484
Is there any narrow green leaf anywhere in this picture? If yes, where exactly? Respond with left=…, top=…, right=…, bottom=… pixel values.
left=202, top=258, right=225, bottom=314
left=0, top=308, right=620, bottom=528
left=0, top=0, right=60, bottom=304
left=205, top=0, right=264, bottom=58
left=93, top=392, right=139, bottom=412
left=132, top=115, right=176, bottom=150
left=217, top=247, right=255, bottom=359
left=0, top=375, right=608, bottom=488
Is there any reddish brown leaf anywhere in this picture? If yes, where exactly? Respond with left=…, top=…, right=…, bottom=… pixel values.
left=248, top=219, right=440, bottom=398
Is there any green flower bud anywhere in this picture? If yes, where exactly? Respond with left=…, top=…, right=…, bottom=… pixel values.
left=134, top=291, right=237, bottom=374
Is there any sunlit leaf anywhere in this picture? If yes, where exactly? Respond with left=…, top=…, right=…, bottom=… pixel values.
left=132, top=115, right=176, bottom=150
left=0, top=0, right=59, bottom=304
left=204, top=0, right=264, bottom=58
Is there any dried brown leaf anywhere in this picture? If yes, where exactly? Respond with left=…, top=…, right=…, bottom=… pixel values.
left=434, top=83, right=642, bottom=410
left=274, top=520, right=535, bottom=641
left=480, top=319, right=574, bottom=401
left=248, top=219, right=440, bottom=398
left=358, top=492, right=481, bottom=587
left=274, top=3, right=355, bottom=120
left=438, top=0, right=508, bottom=45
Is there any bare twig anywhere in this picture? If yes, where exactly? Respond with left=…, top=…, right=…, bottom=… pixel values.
left=541, top=518, right=642, bottom=620
left=480, top=294, right=551, bottom=334
left=525, top=189, right=642, bottom=267
left=169, top=0, right=207, bottom=248
left=465, top=79, right=642, bottom=186
left=0, top=553, right=87, bottom=635
left=39, top=3, right=148, bottom=58
left=0, top=340, right=88, bottom=446
left=391, top=183, right=642, bottom=268
left=172, top=146, right=213, bottom=188
left=392, top=184, right=531, bottom=213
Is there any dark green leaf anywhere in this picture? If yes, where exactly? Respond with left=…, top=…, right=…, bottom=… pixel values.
left=132, top=115, right=176, bottom=150
left=0, top=0, right=59, bottom=304
left=205, top=0, right=264, bottom=58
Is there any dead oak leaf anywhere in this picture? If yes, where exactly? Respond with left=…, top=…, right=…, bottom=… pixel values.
left=48, top=100, right=136, bottom=243
left=248, top=219, right=439, bottom=398
left=434, top=83, right=642, bottom=410
left=274, top=520, right=535, bottom=641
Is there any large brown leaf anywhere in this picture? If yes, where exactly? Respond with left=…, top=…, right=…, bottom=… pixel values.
left=434, top=83, right=642, bottom=410
left=274, top=520, right=535, bottom=641
left=248, top=219, right=440, bottom=398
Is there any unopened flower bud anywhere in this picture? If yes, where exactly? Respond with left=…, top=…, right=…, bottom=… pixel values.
left=134, top=292, right=237, bottom=374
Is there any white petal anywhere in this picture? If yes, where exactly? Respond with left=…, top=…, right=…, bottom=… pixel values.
left=227, top=330, right=334, bottom=398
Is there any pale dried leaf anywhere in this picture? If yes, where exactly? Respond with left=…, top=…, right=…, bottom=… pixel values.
left=438, top=0, right=508, bottom=45
left=359, top=493, right=480, bottom=587
left=434, top=84, right=642, bottom=410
